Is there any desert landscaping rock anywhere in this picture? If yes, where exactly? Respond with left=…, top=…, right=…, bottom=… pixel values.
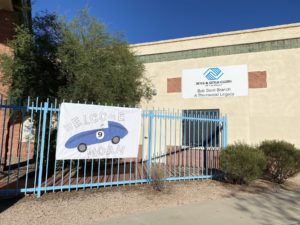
left=0, top=174, right=300, bottom=225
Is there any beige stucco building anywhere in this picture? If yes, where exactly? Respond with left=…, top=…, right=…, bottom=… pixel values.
left=131, top=23, right=300, bottom=148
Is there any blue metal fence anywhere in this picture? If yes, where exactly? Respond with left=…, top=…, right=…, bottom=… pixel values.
left=0, top=98, right=227, bottom=198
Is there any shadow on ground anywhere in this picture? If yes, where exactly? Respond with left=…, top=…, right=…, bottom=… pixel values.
left=231, top=178, right=300, bottom=225
left=0, top=196, right=23, bottom=214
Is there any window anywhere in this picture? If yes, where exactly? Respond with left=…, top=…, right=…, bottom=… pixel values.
left=182, top=109, right=220, bottom=147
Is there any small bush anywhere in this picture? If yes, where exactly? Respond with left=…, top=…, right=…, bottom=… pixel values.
left=150, top=163, right=165, bottom=191
left=220, top=143, right=266, bottom=184
left=259, top=140, right=300, bottom=183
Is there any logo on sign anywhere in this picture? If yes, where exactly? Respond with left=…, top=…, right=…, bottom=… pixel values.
left=203, top=68, right=224, bottom=80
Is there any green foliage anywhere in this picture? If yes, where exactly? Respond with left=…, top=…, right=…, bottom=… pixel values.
left=220, top=143, right=266, bottom=184
left=57, top=10, right=152, bottom=105
left=259, top=140, right=300, bottom=184
left=0, top=12, right=63, bottom=99
left=0, top=10, right=152, bottom=105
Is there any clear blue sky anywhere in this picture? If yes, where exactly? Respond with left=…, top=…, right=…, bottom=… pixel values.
left=32, top=0, right=300, bottom=44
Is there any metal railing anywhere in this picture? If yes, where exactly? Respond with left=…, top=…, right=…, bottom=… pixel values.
left=0, top=97, right=228, bottom=198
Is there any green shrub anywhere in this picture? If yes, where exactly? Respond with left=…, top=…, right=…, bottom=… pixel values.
left=220, top=143, right=266, bottom=184
left=259, top=140, right=300, bottom=184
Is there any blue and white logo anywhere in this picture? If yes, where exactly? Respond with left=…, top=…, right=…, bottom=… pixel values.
left=203, top=68, right=224, bottom=80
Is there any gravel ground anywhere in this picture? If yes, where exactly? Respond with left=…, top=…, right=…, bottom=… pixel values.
left=0, top=174, right=299, bottom=225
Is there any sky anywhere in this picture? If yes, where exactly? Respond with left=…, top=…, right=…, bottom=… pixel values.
left=32, top=0, right=300, bottom=44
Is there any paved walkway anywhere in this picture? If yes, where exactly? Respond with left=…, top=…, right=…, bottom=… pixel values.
left=95, top=189, right=300, bottom=225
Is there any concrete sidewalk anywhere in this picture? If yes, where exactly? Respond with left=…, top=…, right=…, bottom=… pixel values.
left=95, top=190, right=300, bottom=225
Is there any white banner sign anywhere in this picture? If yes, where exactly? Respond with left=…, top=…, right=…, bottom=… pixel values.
left=182, top=64, right=248, bottom=98
left=56, top=103, right=141, bottom=160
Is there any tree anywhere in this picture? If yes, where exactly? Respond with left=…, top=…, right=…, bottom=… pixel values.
left=0, top=12, right=63, bottom=100
left=0, top=10, right=153, bottom=105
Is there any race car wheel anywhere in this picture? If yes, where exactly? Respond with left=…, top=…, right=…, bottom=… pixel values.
left=111, top=136, right=120, bottom=144
left=77, top=143, right=87, bottom=152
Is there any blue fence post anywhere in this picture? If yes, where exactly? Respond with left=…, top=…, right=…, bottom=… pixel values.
left=147, top=111, right=154, bottom=181
left=223, top=114, right=228, bottom=148
left=36, top=102, right=48, bottom=198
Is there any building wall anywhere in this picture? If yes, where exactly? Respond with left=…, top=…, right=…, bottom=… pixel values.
left=132, top=24, right=300, bottom=148
left=132, top=23, right=300, bottom=56
left=0, top=9, right=15, bottom=44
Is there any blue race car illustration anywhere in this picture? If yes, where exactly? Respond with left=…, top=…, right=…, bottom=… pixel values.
left=65, top=121, right=128, bottom=152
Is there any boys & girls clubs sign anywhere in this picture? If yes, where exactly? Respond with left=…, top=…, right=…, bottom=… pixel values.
left=182, top=64, right=248, bottom=98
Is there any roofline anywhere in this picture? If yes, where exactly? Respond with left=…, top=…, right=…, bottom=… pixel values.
left=131, top=22, right=300, bottom=47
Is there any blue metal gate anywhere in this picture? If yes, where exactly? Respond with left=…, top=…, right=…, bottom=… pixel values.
left=0, top=97, right=227, bottom=198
